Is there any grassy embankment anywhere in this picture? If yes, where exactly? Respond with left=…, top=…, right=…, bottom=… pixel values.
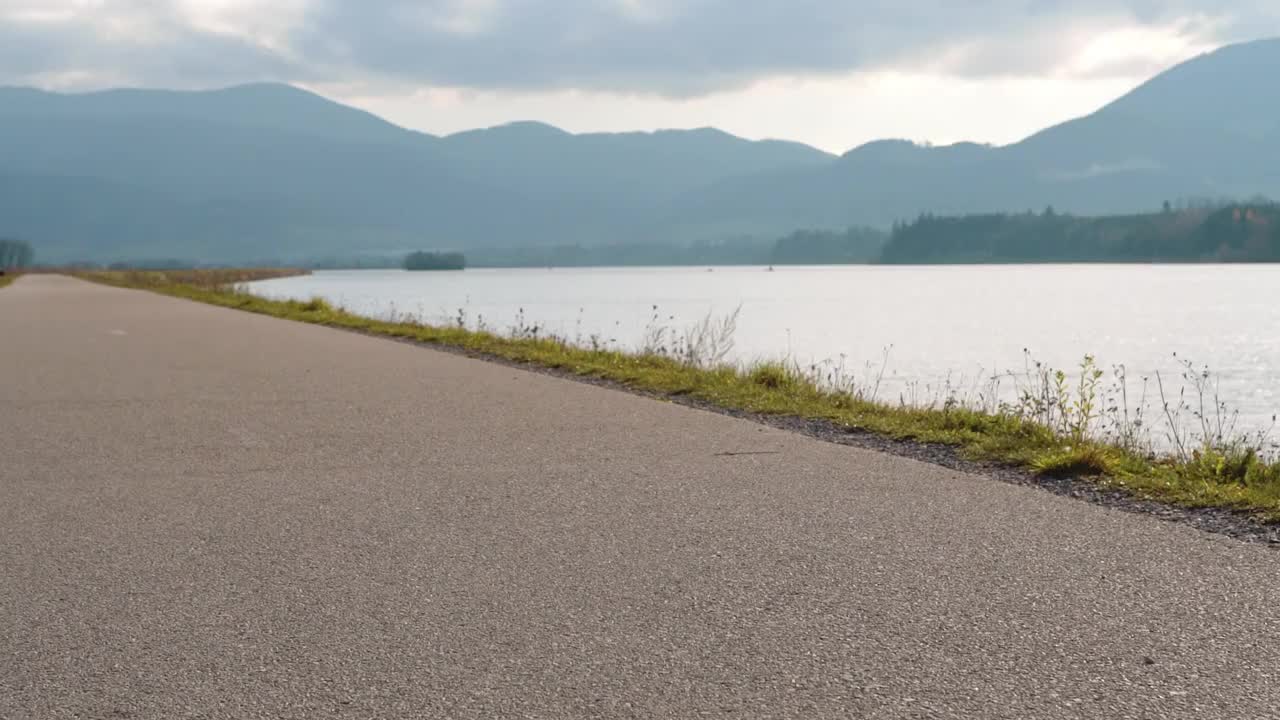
left=0, top=273, right=18, bottom=289
left=92, top=268, right=310, bottom=285
left=80, top=269, right=1280, bottom=521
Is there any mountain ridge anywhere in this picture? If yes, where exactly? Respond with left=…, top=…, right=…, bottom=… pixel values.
left=1, top=36, right=1278, bottom=262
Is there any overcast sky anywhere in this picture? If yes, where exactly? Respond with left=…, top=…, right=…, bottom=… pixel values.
left=2, top=1, right=1277, bottom=153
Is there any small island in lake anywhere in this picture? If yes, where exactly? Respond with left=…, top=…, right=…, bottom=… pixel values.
left=404, top=251, right=466, bottom=271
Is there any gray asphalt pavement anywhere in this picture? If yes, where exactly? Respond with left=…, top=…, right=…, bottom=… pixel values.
left=3, top=274, right=1279, bottom=719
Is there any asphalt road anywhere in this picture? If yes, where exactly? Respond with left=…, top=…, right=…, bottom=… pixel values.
left=3, top=275, right=1279, bottom=719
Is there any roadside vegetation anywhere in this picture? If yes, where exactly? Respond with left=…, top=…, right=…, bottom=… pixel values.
left=0, top=238, right=35, bottom=269
left=93, top=268, right=310, bottom=288
left=79, top=269, right=1280, bottom=521
left=1, top=238, right=35, bottom=287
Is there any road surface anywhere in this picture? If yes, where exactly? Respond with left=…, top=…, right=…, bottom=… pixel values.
left=3, top=275, right=1279, bottom=719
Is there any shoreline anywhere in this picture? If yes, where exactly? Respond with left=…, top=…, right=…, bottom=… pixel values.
left=353, top=324, right=1280, bottom=545
left=77, top=269, right=1280, bottom=543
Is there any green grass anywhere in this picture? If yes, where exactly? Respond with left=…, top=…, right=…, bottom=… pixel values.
left=1030, top=445, right=1118, bottom=477
left=90, top=268, right=309, bottom=288
left=78, top=269, right=1280, bottom=523
left=0, top=273, right=17, bottom=289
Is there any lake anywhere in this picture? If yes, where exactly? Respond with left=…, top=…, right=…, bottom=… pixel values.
left=250, top=265, right=1280, bottom=441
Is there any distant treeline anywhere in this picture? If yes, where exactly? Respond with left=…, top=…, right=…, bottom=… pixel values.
left=771, top=227, right=887, bottom=264
left=466, top=239, right=773, bottom=267
left=880, top=203, right=1280, bottom=263
left=443, top=229, right=888, bottom=268
left=404, top=251, right=466, bottom=271
left=0, top=238, right=34, bottom=268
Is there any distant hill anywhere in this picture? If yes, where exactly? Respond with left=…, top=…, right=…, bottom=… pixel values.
left=440, top=122, right=828, bottom=196
left=2, top=37, right=1278, bottom=263
left=666, top=38, right=1280, bottom=236
left=0, top=83, right=417, bottom=144
left=432, top=121, right=831, bottom=249
left=0, top=84, right=831, bottom=262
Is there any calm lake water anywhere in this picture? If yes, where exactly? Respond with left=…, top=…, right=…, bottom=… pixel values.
left=250, top=265, right=1280, bottom=439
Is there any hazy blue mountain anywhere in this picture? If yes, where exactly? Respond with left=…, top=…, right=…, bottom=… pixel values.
left=1011, top=38, right=1280, bottom=201
left=0, top=83, right=832, bottom=261
left=0, top=83, right=419, bottom=145
left=2, top=37, right=1278, bottom=263
left=441, top=121, right=829, bottom=194
left=0, top=102, right=525, bottom=261
left=433, top=122, right=832, bottom=247
left=668, top=38, right=1280, bottom=236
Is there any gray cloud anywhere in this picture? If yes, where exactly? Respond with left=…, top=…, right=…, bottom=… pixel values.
left=1, top=0, right=1277, bottom=94
left=0, top=1, right=302, bottom=88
